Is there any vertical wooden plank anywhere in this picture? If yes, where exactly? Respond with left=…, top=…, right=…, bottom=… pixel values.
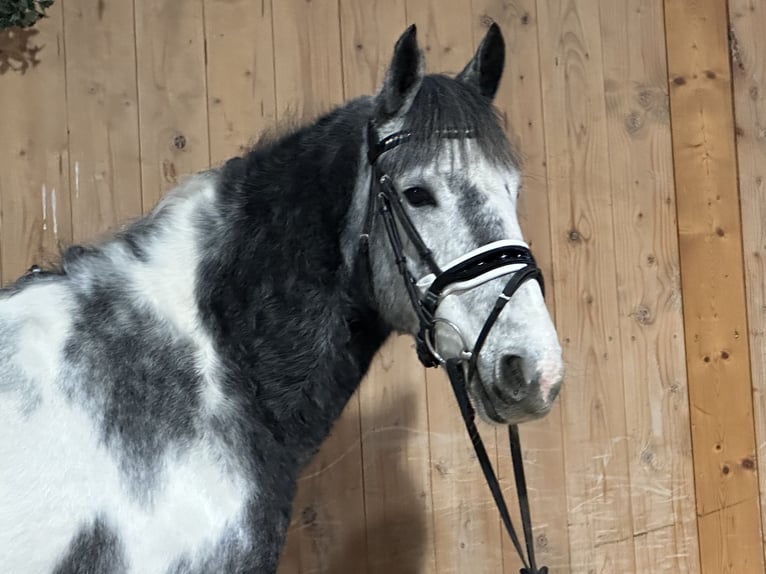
left=403, top=3, right=505, bottom=573
left=272, top=2, right=368, bottom=572
left=468, top=2, right=571, bottom=572
left=599, top=1, right=700, bottom=572
left=356, top=335, right=437, bottom=574
left=729, top=0, right=766, bottom=566
left=664, top=0, right=764, bottom=572
left=271, top=0, right=345, bottom=122
left=340, top=0, right=407, bottom=97
left=536, top=0, right=637, bottom=571
left=135, top=0, right=210, bottom=211
left=339, top=2, right=437, bottom=573
left=204, top=0, right=276, bottom=165
left=0, top=3, right=72, bottom=281
left=63, top=0, right=143, bottom=242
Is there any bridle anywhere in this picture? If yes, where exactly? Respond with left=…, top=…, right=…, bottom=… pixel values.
left=360, top=121, right=549, bottom=574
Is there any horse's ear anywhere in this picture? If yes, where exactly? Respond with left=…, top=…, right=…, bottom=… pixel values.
left=456, top=22, right=505, bottom=100
left=375, top=24, right=424, bottom=121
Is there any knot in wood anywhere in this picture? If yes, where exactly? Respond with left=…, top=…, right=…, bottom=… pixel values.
left=624, top=110, right=643, bottom=134
left=173, top=134, right=187, bottom=150
left=301, top=506, right=317, bottom=526
left=634, top=304, right=652, bottom=325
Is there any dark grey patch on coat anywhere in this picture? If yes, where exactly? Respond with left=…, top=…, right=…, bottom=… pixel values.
left=113, top=217, right=157, bottom=262
left=457, top=180, right=506, bottom=246
left=62, top=275, right=201, bottom=498
left=52, top=516, right=127, bottom=574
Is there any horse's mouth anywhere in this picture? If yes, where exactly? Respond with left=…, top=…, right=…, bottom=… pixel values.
left=468, top=376, right=551, bottom=426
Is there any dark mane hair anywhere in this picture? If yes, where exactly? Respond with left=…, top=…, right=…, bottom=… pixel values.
left=378, top=74, right=520, bottom=173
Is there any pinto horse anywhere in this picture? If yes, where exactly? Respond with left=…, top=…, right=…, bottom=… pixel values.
left=0, top=24, right=563, bottom=573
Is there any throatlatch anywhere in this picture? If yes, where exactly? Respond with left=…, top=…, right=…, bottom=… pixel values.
left=360, top=120, right=548, bottom=574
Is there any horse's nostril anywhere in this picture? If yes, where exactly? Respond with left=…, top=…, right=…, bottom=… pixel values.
left=497, top=354, right=527, bottom=402
left=501, top=354, right=524, bottom=379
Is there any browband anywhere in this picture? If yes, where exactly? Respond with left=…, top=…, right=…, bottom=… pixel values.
left=366, top=121, right=476, bottom=164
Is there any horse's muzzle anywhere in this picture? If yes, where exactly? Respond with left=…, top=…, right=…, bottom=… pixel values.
left=471, top=355, right=562, bottom=425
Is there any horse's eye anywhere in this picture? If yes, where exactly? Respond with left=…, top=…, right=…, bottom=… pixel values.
left=402, top=186, right=437, bottom=208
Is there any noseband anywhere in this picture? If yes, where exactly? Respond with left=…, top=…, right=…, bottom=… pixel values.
left=359, top=121, right=548, bottom=574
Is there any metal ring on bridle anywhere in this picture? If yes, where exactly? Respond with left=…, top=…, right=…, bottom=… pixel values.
left=424, top=317, right=473, bottom=365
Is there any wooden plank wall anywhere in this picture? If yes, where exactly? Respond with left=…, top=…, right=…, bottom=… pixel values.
left=729, top=0, right=766, bottom=569
left=0, top=0, right=763, bottom=572
left=665, top=0, right=763, bottom=571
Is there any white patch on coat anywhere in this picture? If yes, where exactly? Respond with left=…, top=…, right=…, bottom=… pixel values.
left=1, top=389, right=250, bottom=573
left=119, top=438, right=250, bottom=572
left=126, top=174, right=231, bottom=415
left=0, top=173, right=251, bottom=572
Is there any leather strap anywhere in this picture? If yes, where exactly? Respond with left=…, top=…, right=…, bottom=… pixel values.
left=445, top=359, right=548, bottom=574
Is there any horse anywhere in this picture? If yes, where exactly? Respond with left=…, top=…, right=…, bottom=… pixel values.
left=0, top=23, right=563, bottom=573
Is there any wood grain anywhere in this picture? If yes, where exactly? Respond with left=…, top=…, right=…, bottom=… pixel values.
left=272, top=2, right=368, bottom=572
left=62, top=0, right=142, bottom=241
left=271, top=0, right=345, bottom=123
left=729, top=0, right=766, bottom=566
left=469, top=1, right=571, bottom=571
left=134, top=0, right=210, bottom=211
left=356, top=335, right=437, bottom=574
left=204, top=0, right=276, bottom=165
left=2, top=1, right=763, bottom=571
left=599, top=0, right=699, bottom=571
left=404, top=2, right=506, bottom=573
left=339, top=2, right=437, bottom=573
left=664, top=0, right=764, bottom=571
left=536, top=0, right=636, bottom=570
left=0, top=2, right=72, bottom=282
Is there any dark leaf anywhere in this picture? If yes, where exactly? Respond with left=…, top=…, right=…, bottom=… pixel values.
left=0, top=0, right=55, bottom=30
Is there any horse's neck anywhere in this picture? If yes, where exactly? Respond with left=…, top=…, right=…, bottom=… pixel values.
left=116, top=165, right=386, bottom=461
left=187, top=109, right=390, bottom=456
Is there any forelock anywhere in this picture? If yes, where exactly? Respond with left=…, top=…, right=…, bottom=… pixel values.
left=375, top=74, right=520, bottom=174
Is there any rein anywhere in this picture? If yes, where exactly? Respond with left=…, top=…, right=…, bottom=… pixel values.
left=360, top=121, right=548, bottom=574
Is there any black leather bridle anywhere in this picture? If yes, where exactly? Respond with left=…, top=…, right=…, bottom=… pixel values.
left=360, top=121, right=549, bottom=574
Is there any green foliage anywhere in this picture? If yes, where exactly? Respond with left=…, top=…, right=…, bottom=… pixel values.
left=0, top=0, right=54, bottom=30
